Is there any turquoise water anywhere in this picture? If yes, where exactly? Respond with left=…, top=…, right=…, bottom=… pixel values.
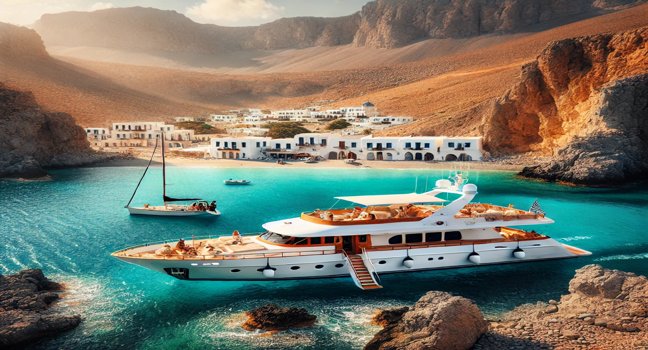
left=1, top=166, right=647, bottom=349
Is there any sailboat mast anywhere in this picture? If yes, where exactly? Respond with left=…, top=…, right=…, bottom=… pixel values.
left=161, top=131, right=166, bottom=199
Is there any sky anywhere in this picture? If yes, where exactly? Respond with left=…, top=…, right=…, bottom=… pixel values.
left=0, top=0, right=370, bottom=26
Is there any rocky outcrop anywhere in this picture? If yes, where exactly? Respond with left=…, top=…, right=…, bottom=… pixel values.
left=0, top=23, right=48, bottom=60
left=519, top=74, right=648, bottom=185
left=0, top=269, right=81, bottom=347
left=32, top=1, right=645, bottom=52
left=478, top=265, right=648, bottom=349
left=481, top=26, right=648, bottom=185
left=365, top=291, right=488, bottom=350
left=0, top=83, right=100, bottom=178
left=242, top=304, right=317, bottom=332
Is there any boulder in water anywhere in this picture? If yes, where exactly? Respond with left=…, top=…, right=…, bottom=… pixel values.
left=242, top=304, right=317, bottom=331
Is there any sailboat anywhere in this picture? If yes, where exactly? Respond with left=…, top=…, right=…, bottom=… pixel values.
left=125, top=133, right=221, bottom=217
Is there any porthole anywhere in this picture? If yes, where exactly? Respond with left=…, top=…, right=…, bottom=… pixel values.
left=231, top=269, right=241, bottom=273
left=315, top=265, right=324, bottom=269
left=438, top=257, right=444, bottom=260
left=335, top=263, right=344, bottom=268
left=378, top=260, right=387, bottom=264
left=428, top=257, right=434, bottom=261
left=290, top=266, right=300, bottom=270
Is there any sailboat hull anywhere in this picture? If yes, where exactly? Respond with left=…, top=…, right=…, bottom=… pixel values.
left=128, top=206, right=221, bottom=217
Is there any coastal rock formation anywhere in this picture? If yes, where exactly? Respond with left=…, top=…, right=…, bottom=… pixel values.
left=365, top=291, right=488, bottom=350
left=242, top=304, right=317, bottom=331
left=477, top=264, right=648, bottom=349
left=0, top=83, right=98, bottom=178
left=481, top=26, right=648, bottom=185
left=33, top=1, right=645, bottom=52
left=0, top=269, right=81, bottom=347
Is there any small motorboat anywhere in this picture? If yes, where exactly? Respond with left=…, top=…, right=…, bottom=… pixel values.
left=304, top=157, right=318, bottom=164
left=224, top=179, right=251, bottom=185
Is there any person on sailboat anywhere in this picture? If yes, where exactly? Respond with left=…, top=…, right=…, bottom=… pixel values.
left=208, top=201, right=217, bottom=211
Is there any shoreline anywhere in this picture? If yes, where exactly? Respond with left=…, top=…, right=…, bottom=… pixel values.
left=92, top=156, right=526, bottom=172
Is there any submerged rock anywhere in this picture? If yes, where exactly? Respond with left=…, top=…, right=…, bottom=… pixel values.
left=242, top=304, right=317, bottom=332
left=0, top=269, right=81, bottom=347
left=365, top=291, right=488, bottom=350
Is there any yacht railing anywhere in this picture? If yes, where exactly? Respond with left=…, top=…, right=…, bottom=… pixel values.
left=112, top=233, right=340, bottom=260
left=362, top=247, right=381, bottom=284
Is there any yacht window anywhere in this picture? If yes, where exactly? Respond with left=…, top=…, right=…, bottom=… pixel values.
left=425, top=232, right=442, bottom=242
left=231, top=269, right=240, bottom=273
left=294, top=238, right=309, bottom=245
left=388, top=235, right=403, bottom=244
left=335, top=263, right=344, bottom=268
left=438, top=257, right=444, bottom=260
left=406, top=233, right=423, bottom=243
left=358, top=235, right=368, bottom=243
left=315, top=265, right=324, bottom=269
left=378, top=260, right=386, bottom=264
left=311, top=237, right=321, bottom=245
left=428, top=257, right=434, bottom=261
left=324, top=237, right=335, bottom=244
left=445, top=231, right=462, bottom=241
left=290, top=266, right=300, bottom=270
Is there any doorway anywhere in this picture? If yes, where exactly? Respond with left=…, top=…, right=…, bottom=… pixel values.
left=342, top=236, right=353, bottom=253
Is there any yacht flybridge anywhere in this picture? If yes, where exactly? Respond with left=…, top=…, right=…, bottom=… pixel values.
left=113, top=174, right=590, bottom=290
left=125, top=134, right=220, bottom=217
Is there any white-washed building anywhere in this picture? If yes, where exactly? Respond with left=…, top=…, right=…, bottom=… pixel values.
left=209, top=136, right=270, bottom=159
left=369, top=116, right=414, bottom=125
left=271, top=109, right=309, bottom=120
left=174, top=116, right=195, bottom=122
left=210, top=114, right=240, bottom=123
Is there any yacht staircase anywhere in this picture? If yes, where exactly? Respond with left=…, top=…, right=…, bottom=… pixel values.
left=345, top=252, right=382, bottom=290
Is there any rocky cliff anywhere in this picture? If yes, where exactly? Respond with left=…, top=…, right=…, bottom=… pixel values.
left=33, top=1, right=645, bottom=52
left=481, top=26, right=648, bottom=185
left=0, top=83, right=98, bottom=178
left=353, top=0, right=643, bottom=48
left=0, top=269, right=81, bottom=347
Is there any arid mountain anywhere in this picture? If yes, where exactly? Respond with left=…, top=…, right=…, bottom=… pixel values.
left=0, top=23, right=216, bottom=125
left=33, top=0, right=645, bottom=63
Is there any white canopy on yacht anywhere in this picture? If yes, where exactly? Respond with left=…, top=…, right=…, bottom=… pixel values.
left=335, top=192, right=446, bottom=206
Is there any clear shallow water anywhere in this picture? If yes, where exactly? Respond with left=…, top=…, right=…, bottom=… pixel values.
left=1, top=166, right=647, bottom=349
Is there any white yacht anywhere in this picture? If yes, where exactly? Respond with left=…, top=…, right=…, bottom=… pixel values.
left=113, top=174, right=590, bottom=290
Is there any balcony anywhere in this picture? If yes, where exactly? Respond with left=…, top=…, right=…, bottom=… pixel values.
left=217, top=147, right=240, bottom=151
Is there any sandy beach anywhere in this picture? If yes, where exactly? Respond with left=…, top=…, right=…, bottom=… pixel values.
left=97, top=155, right=524, bottom=172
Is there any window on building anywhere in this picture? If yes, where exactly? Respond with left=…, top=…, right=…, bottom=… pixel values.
left=263, top=142, right=267, bottom=147
left=367, top=142, right=373, bottom=149
left=351, top=142, right=357, bottom=148
left=406, top=233, right=423, bottom=243
left=464, top=142, right=471, bottom=148
left=424, top=143, right=430, bottom=148
left=448, top=142, right=455, bottom=148
left=286, top=144, right=291, bottom=150
left=256, top=142, right=260, bottom=147
left=425, top=232, right=442, bottom=242
left=242, top=142, right=246, bottom=147
left=445, top=231, right=462, bottom=241
left=215, top=141, right=220, bottom=147
left=224, top=142, right=229, bottom=148
left=386, top=142, right=392, bottom=148
left=388, top=235, right=403, bottom=244
left=405, top=142, right=412, bottom=148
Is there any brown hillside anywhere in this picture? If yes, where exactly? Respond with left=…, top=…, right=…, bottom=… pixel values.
left=0, top=23, right=216, bottom=126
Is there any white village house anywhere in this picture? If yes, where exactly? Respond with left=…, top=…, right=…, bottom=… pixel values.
left=209, top=133, right=482, bottom=161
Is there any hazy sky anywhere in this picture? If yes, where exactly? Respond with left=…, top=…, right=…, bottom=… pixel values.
left=0, top=0, right=370, bottom=26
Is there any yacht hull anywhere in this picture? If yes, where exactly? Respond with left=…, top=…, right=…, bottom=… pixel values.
left=114, top=239, right=589, bottom=281
left=127, top=207, right=221, bottom=217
